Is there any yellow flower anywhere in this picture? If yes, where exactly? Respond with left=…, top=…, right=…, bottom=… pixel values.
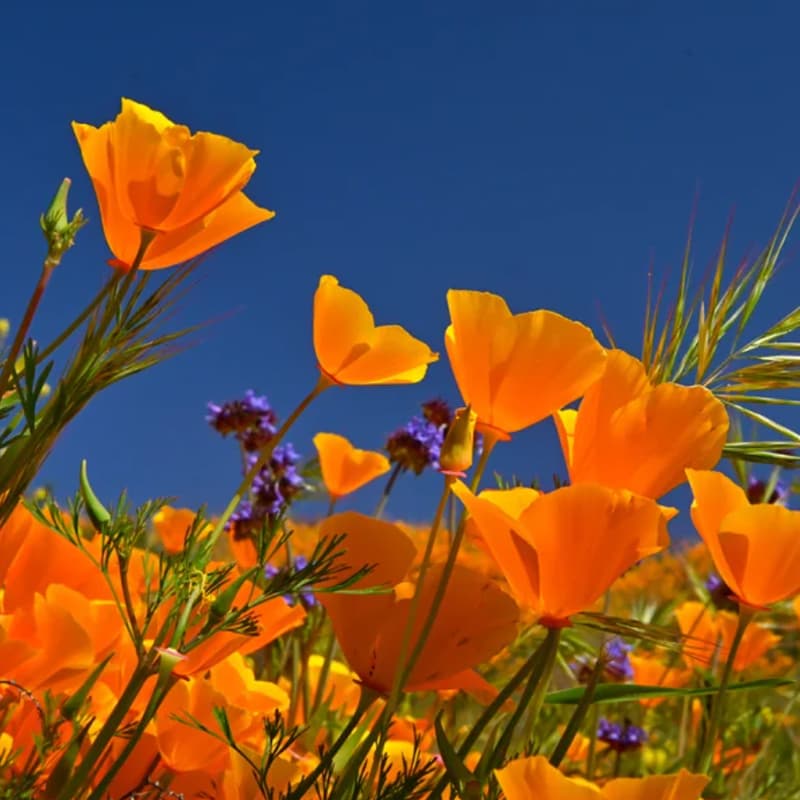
left=313, top=432, right=390, bottom=500
left=73, top=98, right=274, bottom=269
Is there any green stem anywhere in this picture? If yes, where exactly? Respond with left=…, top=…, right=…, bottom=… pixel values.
left=374, top=462, right=403, bottom=519
left=206, top=375, right=330, bottom=550
left=287, top=687, right=377, bottom=800
left=492, top=627, right=562, bottom=766
left=311, top=630, right=339, bottom=715
left=327, top=496, right=338, bottom=517
left=0, top=263, right=54, bottom=401
left=697, top=607, right=753, bottom=773
left=367, top=477, right=452, bottom=785
left=586, top=704, right=600, bottom=779
left=550, top=645, right=603, bottom=767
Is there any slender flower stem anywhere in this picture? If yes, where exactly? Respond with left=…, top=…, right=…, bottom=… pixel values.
left=367, top=478, right=452, bottom=786
left=697, top=606, right=753, bottom=773
left=327, top=496, right=338, bottom=517
left=0, top=263, right=54, bottom=401
left=311, top=629, right=339, bottom=715
left=550, top=645, right=604, bottom=767
left=491, top=627, right=562, bottom=767
left=287, top=688, right=377, bottom=800
left=586, top=704, right=600, bottom=779
left=374, top=462, right=403, bottom=518
left=206, top=375, right=330, bottom=550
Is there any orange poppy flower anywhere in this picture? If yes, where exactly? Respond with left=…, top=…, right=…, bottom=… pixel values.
left=553, top=350, right=728, bottom=499
left=313, top=432, right=391, bottom=500
left=686, top=469, right=800, bottom=607
left=72, top=98, right=274, bottom=270
left=451, top=481, right=671, bottom=626
left=313, top=275, right=438, bottom=385
left=675, top=600, right=780, bottom=671
left=628, top=651, right=691, bottom=707
left=316, top=512, right=519, bottom=694
left=152, top=506, right=211, bottom=554
left=444, top=289, right=606, bottom=441
left=495, top=755, right=708, bottom=800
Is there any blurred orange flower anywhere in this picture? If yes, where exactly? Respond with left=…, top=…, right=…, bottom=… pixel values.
left=495, top=755, right=708, bottom=799
left=152, top=506, right=211, bottom=554
left=313, top=432, right=390, bottom=500
left=553, top=350, right=728, bottom=499
left=445, top=289, right=606, bottom=441
left=313, top=275, right=438, bottom=385
left=675, top=600, right=780, bottom=672
left=687, top=469, right=800, bottom=607
left=73, top=98, right=274, bottom=270
left=316, top=512, right=518, bottom=694
left=451, top=481, right=671, bottom=626
left=629, top=651, right=692, bottom=707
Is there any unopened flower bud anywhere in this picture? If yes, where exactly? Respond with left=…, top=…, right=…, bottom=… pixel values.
left=439, top=406, right=478, bottom=476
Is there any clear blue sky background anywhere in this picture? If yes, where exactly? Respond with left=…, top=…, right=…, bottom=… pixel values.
left=2, top=2, right=799, bottom=531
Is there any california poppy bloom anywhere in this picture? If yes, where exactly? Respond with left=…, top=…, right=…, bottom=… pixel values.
left=313, top=432, right=390, bottom=501
left=451, top=481, right=671, bottom=627
left=73, top=98, right=274, bottom=270
left=152, top=506, right=211, bottom=554
left=495, top=755, right=708, bottom=800
left=686, top=468, right=800, bottom=608
left=316, top=512, right=519, bottom=694
left=445, top=289, right=606, bottom=442
left=314, top=275, right=438, bottom=385
left=553, top=350, right=728, bottom=499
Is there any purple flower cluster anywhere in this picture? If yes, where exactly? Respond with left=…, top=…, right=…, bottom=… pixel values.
left=572, top=637, right=633, bottom=684
left=597, top=718, right=647, bottom=752
left=206, top=390, right=278, bottom=452
left=265, top=555, right=316, bottom=608
left=207, top=391, right=305, bottom=536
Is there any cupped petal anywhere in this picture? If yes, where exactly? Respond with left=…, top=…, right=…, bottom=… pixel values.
left=602, top=769, right=709, bottom=800
left=519, top=484, right=671, bottom=621
left=314, top=432, right=390, bottom=499
left=717, top=504, right=800, bottom=607
left=160, top=130, right=258, bottom=229
left=553, top=408, right=578, bottom=474
left=72, top=120, right=141, bottom=266
left=489, top=310, right=607, bottom=434
left=686, top=469, right=750, bottom=596
left=138, top=190, right=274, bottom=269
left=450, top=481, right=542, bottom=611
left=495, top=755, right=602, bottom=800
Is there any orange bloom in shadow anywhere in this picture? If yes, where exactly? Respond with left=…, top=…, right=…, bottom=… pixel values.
left=495, top=755, right=708, bottom=800
left=152, top=506, right=211, bottom=554
left=313, top=432, right=390, bottom=500
left=316, top=512, right=519, bottom=694
left=445, top=290, right=606, bottom=440
left=451, top=481, right=671, bottom=626
left=629, top=651, right=691, bottom=707
left=686, top=469, right=800, bottom=607
left=314, top=275, right=438, bottom=385
left=675, top=600, right=780, bottom=672
left=73, top=98, right=274, bottom=270
left=553, top=350, right=728, bottom=498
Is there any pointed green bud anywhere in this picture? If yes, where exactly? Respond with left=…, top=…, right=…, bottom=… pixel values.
left=40, top=178, right=88, bottom=268
left=79, top=460, right=111, bottom=530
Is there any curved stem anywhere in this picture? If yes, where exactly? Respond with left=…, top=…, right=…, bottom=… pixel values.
left=697, top=606, right=753, bottom=773
left=374, top=462, right=403, bottom=519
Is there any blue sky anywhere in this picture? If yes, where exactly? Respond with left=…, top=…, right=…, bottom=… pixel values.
left=2, top=3, right=799, bottom=531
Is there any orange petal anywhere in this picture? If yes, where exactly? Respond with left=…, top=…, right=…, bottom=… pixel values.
left=686, top=469, right=751, bottom=598
left=495, top=755, right=602, bottom=800
left=717, top=504, right=800, bottom=607
left=553, top=408, right=578, bottom=474
left=602, top=769, right=709, bottom=800
left=519, top=484, right=671, bottom=621
left=314, top=432, right=390, bottom=499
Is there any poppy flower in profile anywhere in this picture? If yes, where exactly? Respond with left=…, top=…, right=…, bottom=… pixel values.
left=553, top=349, right=729, bottom=499
left=495, top=755, right=708, bottom=800
left=316, top=511, right=519, bottom=694
left=444, top=289, right=606, bottom=442
left=313, top=275, right=438, bottom=386
left=152, top=506, right=211, bottom=554
left=451, top=481, right=671, bottom=627
left=313, top=432, right=391, bottom=501
left=72, top=98, right=274, bottom=270
left=686, top=468, right=800, bottom=608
